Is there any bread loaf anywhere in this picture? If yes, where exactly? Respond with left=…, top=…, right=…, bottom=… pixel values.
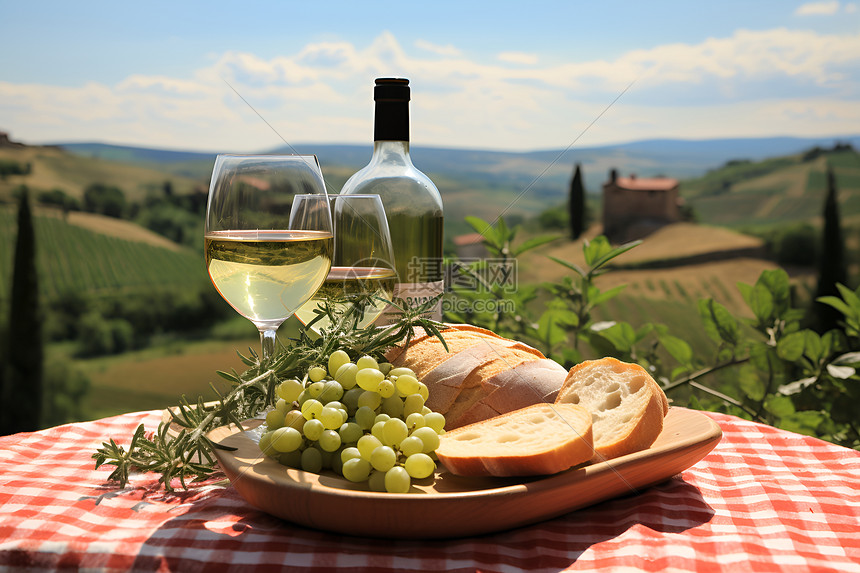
left=435, top=403, right=594, bottom=476
left=555, top=357, right=668, bottom=461
left=384, top=324, right=561, bottom=428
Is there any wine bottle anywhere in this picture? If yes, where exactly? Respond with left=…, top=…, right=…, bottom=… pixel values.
left=341, top=78, right=444, bottom=322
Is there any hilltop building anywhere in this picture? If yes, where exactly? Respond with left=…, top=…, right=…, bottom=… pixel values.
left=602, top=169, right=682, bottom=242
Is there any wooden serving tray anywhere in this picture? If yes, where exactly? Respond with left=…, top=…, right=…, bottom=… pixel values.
left=206, top=407, right=721, bottom=539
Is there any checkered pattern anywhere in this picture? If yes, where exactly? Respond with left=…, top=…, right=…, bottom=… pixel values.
left=1, top=410, right=858, bottom=572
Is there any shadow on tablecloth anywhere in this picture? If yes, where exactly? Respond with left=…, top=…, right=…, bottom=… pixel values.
left=124, top=474, right=713, bottom=572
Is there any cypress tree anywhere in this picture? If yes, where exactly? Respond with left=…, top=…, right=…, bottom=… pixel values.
left=1, top=187, right=43, bottom=434
left=814, top=165, right=847, bottom=333
left=569, top=163, right=585, bottom=240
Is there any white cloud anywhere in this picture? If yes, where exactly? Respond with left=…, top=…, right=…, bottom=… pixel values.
left=795, top=1, right=840, bottom=15
left=2, top=27, right=858, bottom=152
left=414, top=40, right=461, bottom=57
left=845, top=2, right=858, bottom=12
left=497, top=52, right=539, bottom=65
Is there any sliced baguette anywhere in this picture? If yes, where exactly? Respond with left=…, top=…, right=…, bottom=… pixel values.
left=435, top=403, right=594, bottom=477
left=555, top=357, right=668, bottom=461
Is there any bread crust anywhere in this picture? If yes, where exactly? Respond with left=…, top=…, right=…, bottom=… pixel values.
left=556, top=357, right=668, bottom=461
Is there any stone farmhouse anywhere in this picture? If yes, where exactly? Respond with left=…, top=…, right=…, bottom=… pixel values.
left=602, top=169, right=682, bottom=242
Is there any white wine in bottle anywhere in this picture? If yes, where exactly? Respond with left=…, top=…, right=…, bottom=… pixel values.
left=341, top=78, right=444, bottom=322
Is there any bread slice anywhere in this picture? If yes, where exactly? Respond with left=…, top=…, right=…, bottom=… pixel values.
left=555, top=357, right=668, bottom=461
left=435, top=403, right=594, bottom=477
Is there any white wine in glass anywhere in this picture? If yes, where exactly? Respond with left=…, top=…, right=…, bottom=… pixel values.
left=294, top=194, right=396, bottom=332
left=205, top=155, right=333, bottom=361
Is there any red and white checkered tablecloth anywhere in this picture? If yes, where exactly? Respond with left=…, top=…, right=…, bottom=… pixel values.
left=1, top=409, right=858, bottom=572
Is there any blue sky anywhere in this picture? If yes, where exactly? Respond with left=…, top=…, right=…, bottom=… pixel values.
left=1, top=0, right=858, bottom=152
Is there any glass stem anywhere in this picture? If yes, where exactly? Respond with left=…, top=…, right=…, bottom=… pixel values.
left=259, top=327, right=278, bottom=363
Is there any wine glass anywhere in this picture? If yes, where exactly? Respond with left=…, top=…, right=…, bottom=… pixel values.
left=205, top=154, right=333, bottom=361
left=294, top=194, right=396, bottom=332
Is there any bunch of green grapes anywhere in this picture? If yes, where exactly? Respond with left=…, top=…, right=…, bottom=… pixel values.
left=257, top=350, right=445, bottom=493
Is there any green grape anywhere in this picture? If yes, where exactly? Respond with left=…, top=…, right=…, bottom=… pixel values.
left=374, top=413, right=391, bottom=424
left=377, top=378, right=396, bottom=399
left=371, top=421, right=386, bottom=442
left=356, top=368, right=384, bottom=391
left=370, top=445, right=396, bottom=472
left=342, top=458, right=372, bottom=482
left=274, top=398, right=290, bottom=414
left=416, top=382, right=429, bottom=401
left=403, top=394, right=425, bottom=417
left=308, top=366, right=327, bottom=383
left=342, top=388, right=363, bottom=414
left=335, top=363, right=358, bottom=389
left=421, top=406, right=432, bottom=416
left=278, top=450, right=302, bottom=468
left=341, top=446, right=361, bottom=464
left=388, top=367, right=416, bottom=378
left=394, top=374, right=420, bottom=396
left=307, top=381, right=326, bottom=399
left=301, top=399, right=323, bottom=420
left=284, top=409, right=305, bottom=431
left=382, top=418, right=408, bottom=447
left=412, top=426, right=440, bottom=453
left=296, top=389, right=311, bottom=406
left=258, top=431, right=276, bottom=457
left=319, top=407, right=343, bottom=430
left=271, top=427, right=303, bottom=453
left=319, top=429, right=342, bottom=452
left=355, top=406, right=376, bottom=430
left=404, top=453, right=435, bottom=479
left=276, top=378, right=304, bottom=403
left=381, top=395, right=404, bottom=418
left=368, top=470, right=386, bottom=492
left=399, top=435, right=424, bottom=457
left=384, top=466, right=411, bottom=493
left=405, top=412, right=425, bottom=431
left=325, top=400, right=346, bottom=413
left=303, top=418, right=325, bottom=441
left=357, top=434, right=382, bottom=460
left=356, top=355, right=379, bottom=371
left=424, top=412, right=446, bottom=432
left=339, top=422, right=363, bottom=444
left=378, top=362, right=393, bottom=375
left=357, top=390, right=381, bottom=410
left=265, top=409, right=285, bottom=430
left=320, top=380, right=344, bottom=403
left=301, top=447, right=323, bottom=473
left=328, top=350, right=351, bottom=378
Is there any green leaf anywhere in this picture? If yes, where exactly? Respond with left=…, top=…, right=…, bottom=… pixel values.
left=764, top=394, right=796, bottom=418
left=583, top=236, right=612, bottom=267
left=537, top=309, right=569, bottom=348
left=592, top=322, right=636, bottom=353
left=758, top=268, right=791, bottom=316
left=512, top=234, right=560, bottom=257
left=776, top=331, right=806, bottom=361
left=803, top=330, right=823, bottom=364
left=817, top=295, right=851, bottom=316
left=698, top=298, right=739, bottom=346
left=739, top=369, right=766, bottom=401
left=547, top=255, right=587, bottom=278
left=750, top=281, right=774, bottom=324
left=464, top=216, right=499, bottom=248
left=660, top=334, right=693, bottom=366
left=589, top=284, right=627, bottom=307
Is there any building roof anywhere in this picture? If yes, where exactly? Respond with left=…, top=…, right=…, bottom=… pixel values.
left=609, top=175, right=678, bottom=191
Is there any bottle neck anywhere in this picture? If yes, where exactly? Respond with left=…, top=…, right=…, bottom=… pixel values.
left=374, top=99, right=409, bottom=142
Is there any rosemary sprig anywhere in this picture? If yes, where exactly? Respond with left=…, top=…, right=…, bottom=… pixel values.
left=92, top=296, right=447, bottom=492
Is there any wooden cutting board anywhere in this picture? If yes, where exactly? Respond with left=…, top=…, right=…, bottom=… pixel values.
left=207, top=406, right=721, bottom=539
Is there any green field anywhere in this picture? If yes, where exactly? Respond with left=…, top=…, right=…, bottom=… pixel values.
left=0, top=206, right=205, bottom=303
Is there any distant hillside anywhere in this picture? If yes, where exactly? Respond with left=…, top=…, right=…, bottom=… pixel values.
left=58, top=135, right=860, bottom=198
left=0, top=144, right=201, bottom=202
left=681, top=145, right=860, bottom=230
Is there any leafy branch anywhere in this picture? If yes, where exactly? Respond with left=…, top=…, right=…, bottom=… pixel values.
left=93, top=296, right=447, bottom=491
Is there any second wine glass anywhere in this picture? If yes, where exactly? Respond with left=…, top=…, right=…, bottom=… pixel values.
left=294, top=194, right=396, bottom=332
